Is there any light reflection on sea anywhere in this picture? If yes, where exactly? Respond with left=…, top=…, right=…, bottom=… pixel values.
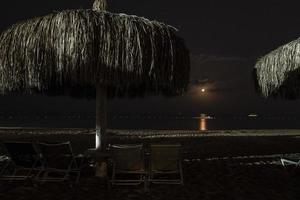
left=1, top=115, right=300, bottom=130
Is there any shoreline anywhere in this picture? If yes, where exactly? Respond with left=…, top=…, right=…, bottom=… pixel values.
left=0, top=128, right=300, bottom=137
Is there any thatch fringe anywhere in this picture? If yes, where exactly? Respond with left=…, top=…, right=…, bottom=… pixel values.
left=255, top=38, right=300, bottom=97
left=0, top=9, right=190, bottom=97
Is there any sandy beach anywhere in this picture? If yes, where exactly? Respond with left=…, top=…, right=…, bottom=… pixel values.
left=0, top=129, right=300, bottom=200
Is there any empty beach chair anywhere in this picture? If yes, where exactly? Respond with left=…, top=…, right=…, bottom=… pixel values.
left=0, top=143, right=11, bottom=177
left=0, top=142, right=42, bottom=181
left=149, top=144, right=183, bottom=185
left=0, top=157, right=10, bottom=177
left=110, top=144, right=147, bottom=186
left=37, top=142, right=83, bottom=183
left=281, top=157, right=300, bottom=170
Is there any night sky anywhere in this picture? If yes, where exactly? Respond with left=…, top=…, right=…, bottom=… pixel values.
left=1, top=0, right=300, bottom=116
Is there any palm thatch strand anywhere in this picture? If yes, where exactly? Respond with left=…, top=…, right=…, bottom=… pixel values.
left=93, top=0, right=108, bottom=11
left=254, top=38, right=300, bottom=97
left=0, top=9, right=190, bottom=97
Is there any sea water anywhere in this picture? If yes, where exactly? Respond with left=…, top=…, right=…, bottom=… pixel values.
left=1, top=115, right=300, bottom=130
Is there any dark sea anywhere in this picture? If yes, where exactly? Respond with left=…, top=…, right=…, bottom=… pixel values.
left=1, top=115, right=300, bottom=130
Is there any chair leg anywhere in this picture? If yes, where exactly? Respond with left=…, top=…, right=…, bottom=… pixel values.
left=179, top=162, right=184, bottom=185
left=144, top=175, right=149, bottom=192
left=8, top=168, right=18, bottom=183
left=0, top=161, right=9, bottom=176
left=106, top=176, right=111, bottom=189
left=281, top=159, right=286, bottom=168
left=75, top=171, right=81, bottom=183
left=111, top=164, right=116, bottom=185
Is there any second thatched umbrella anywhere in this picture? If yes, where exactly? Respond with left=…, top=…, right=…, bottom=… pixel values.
left=254, top=37, right=300, bottom=98
left=0, top=0, right=190, bottom=149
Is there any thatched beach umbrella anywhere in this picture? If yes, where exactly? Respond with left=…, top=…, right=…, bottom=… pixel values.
left=254, top=38, right=300, bottom=98
left=0, top=0, right=190, bottom=149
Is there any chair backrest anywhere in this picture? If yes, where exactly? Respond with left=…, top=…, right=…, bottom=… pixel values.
left=110, top=144, right=144, bottom=171
left=3, top=142, right=40, bottom=168
left=38, top=142, right=75, bottom=170
left=150, top=144, right=181, bottom=171
left=0, top=142, right=7, bottom=157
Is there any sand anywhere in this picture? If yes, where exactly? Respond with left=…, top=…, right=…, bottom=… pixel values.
left=0, top=128, right=300, bottom=200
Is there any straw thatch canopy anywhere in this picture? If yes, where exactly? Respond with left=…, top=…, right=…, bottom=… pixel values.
left=0, top=9, right=190, bottom=98
left=254, top=38, right=300, bottom=98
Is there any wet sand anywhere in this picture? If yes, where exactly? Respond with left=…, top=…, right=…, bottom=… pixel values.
left=0, top=129, right=300, bottom=200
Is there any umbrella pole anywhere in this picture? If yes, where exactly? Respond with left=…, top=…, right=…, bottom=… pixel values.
left=94, top=0, right=108, bottom=150
left=96, top=84, right=107, bottom=150
left=93, top=0, right=109, bottom=179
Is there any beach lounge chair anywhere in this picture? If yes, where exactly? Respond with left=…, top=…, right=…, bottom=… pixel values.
left=0, top=142, right=42, bottom=181
left=110, top=144, right=147, bottom=186
left=149, top=144, right=183, bottom=185
left=281, top=157, right=300, bottom=170
left=0, top=157, right=10, bottom=177
left=0, top=143, right=11, bottom=177
left=37, top=141, right=83, bottom=183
